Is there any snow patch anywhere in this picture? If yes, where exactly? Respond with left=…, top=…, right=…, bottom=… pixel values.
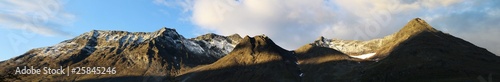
left=183, top=40, right=205, bottom=54
left=34, top=42, right=78, bottom=57
left=350, top=53, right=376, bottom=59
left=204, top=39, right=236, bottom=55
left=315, top=38, right=383, bottom=54
left=96, top=31, right=151, bottom=44
left=137, top=36, right=145, bottom=43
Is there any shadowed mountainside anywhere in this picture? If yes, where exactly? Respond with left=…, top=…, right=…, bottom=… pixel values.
left=177, top=35, right=302, bottom=82
left=359, top=18, right=500, bottom=81
left=299, top=18, right=500, bottom=82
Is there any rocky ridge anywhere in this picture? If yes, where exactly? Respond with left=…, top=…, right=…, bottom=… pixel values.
left=0, top=27, right=241, bottom=81
left=1, top=18, right=500, bottom=82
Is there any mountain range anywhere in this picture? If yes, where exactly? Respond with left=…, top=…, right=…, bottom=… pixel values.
left=1, top=18, right=499, bottom=82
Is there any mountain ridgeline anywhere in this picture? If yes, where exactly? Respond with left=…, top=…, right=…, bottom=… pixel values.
left=0, top=28, right=242, bottom=81
left=1, top=18, right=499, bottom=82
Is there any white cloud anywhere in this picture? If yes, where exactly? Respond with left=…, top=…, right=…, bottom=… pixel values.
left=157, top=0, right=500, bottom=56
left=0, top=0, right=75, bottom=37
left=426, top=0, right=500, bottom=55
left=177, top=0, right=337, bottom=49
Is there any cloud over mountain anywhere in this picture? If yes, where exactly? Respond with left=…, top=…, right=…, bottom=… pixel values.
left=156, top=0, right=500, bottom=55
left=0, top=0, right=75, bottom=37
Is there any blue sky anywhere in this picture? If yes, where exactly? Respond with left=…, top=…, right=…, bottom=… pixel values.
left=1, top=0, right=500, bottom=61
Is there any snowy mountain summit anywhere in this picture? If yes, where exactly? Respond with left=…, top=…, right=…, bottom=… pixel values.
left=32, top=27, right=241, bottom=59
left=0, top=27, right=242, bottom=81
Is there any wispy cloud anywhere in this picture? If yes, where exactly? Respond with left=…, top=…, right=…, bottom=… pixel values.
left=156, top=0, right=500, bottom=55
left=0, top=0, right=75, bottom=37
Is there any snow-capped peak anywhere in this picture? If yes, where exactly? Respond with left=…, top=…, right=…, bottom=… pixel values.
left=154, top=27, right=183, bottom=39
left=312, top=36, right=383, bottom=57
left=184, top=33, right=242, bottom=58
left=27, top=28, right=242, bottom=60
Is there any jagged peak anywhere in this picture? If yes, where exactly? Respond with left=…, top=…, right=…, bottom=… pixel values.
left=192, top=33, right=243, bottom=45
left=154, top=27, right=181, bottom=37
left=228, top=33, right=242, bottom=40
left=388, top=18, right=443, bottom=42
left=67, top=27, right=184, bottom=44
left=316, top=36, right=325, bottom=41
left=235, top=35, right=281, bottom=51
left=396, top=18, right=439, bottom=36
left=311, top=36, right=327, bottom=46
left=209, top=35, right=291, bottom=69
left=373, top=18, right=443, bottom=58
left=194, top=33, right=224, bottom=40
left=254, top=34, right=269, bottom=39
left=156, top=27, right=176, bottom=32
left=228, top=33, right=241, bottom=38
left=229, top=33, right=240, bottom=37
left=81, top=29, right=151, bottom=37
left=236, top=35, right=267, bottom=48
left=239, top=34, right=268, bottom=40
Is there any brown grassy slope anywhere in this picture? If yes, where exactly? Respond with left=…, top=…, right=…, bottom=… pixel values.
left=360, top=18, right=500, bottom=81
left=374, top=18, right=438, bottom=59
left=177, top=35, right=301, bottom=82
